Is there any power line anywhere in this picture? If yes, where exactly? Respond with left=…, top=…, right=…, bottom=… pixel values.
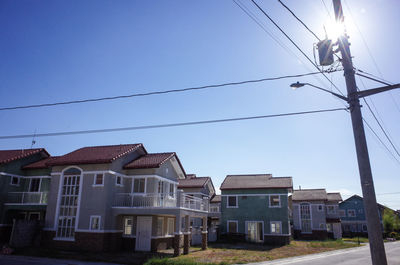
left=0, top=71, right=332, bottom=112
left=250, top=0, right=345, bottom=98
left=0, top=108, right=346, bottom=140
left=277, top=0, right=321, bottom=41
left=362, top=116, right=400, bottom=165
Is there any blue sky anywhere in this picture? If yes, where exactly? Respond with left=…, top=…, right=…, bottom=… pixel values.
left=1, top=0, right=399, bottom=209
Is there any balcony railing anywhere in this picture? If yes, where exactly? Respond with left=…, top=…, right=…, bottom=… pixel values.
left=6, top=192, right=48, bottom=205
left=113, top=192, right=209, bottom=212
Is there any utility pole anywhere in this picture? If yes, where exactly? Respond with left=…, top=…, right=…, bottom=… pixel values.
left=332, top=0, right=388, bottom=264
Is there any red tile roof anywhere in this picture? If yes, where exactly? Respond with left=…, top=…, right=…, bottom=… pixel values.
left=220, top=174, right=293, bottom=190
left=124, top=152, right=175, bottom=169
left=0, top=148, right=49, bottom=165
left=23, top=156, right=59, bottom=169
left=178, top=177, right=210, bottom=188
left=48, top=144, right=145, bottom=166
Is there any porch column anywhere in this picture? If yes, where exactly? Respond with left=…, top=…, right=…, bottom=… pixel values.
left=183, top=215, right=190, bottom=254
left=174, top=214, right=183, bottom=257
left=202, top=216, right=208, bottom=250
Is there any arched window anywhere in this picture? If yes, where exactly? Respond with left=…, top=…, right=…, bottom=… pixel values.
left=56, top=167, right=82, bottom=239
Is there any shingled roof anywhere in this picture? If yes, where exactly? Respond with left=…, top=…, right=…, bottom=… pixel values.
left=23, top=156, right=59, bottom=169
left=0, top=148, right=49, bottom=165
left=48, top=144, right=145, bottom=166
left=211, top=195, right=221, bottom=203
left=178, top=176, right=210, bottom=188
left=292, top=189, right=327, bottom=201
left=220, top=174, right=293, bottom=190
left=327, top=192, right=342, bottom=202
left=124, top=152, right=175, bottom=169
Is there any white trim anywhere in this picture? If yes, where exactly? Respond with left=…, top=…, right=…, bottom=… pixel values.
left=89, top=215, right=101, bottom=230
left=221, top=193, right=285, bottom=197
left=115, top=175, right=123, bottom=187
left=0, top=172, right=22, bottom=177
left=76, top=229, right=123, bottom=233
left=111, top=206, right=208, bottom=213
left=347, top=209, right=356, bottom=217
left=92, top=173, right=104, bottom=187
left=269, top=195, right=281, bottom=208
left=264, top=233, right=290, bottom=236
left=245, top=220, right=264, bottom=243
left=270, top=221, right=282, bottom=234
left=10, top=176, right=20, bottom=186
left=132, top=177, right=146, bottom=194
left=226, top=195, right=238, bottom=208
left=53, top=237, right=75, bottom=242
left=151, top=235, right=174, bottom=239
left=227, top=220, right=238, bottom=233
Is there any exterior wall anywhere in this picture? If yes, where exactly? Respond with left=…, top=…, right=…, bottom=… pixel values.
left=220, top=188, right=290, bottom=244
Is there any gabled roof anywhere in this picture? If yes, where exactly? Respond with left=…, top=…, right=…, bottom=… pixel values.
left=327, top=192, right=342, bottom=202
left=220, top=174, right=293, bottom=190
left=211, top=195, right=221, bottom=203
left=0, top=148, right=49, bottom=165
left=48, top=144, right=145, bottom=166
left=341, top=194, right=387, bottom=210
left=292, top=189, right=327, bottom=201
left=178, top=176, right=210, bottom=189
left=23, top=156, right=59, bottom=169
left=124, top=152, right=175, bottom=169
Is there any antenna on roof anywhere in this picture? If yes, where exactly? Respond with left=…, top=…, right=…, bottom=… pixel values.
left=30, top=129, right=37, bottom=149
left=299, top=185, right=301, bottom=190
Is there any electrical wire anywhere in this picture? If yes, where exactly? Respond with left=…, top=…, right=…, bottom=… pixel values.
left=0, top=71, right=333, bottom=112
left=250, top=0, right=345, bottom=98
left=0, top=108, right=346, bottom=139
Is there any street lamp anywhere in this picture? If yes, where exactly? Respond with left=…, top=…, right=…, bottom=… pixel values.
left=290, top=82, right=348, bottom=101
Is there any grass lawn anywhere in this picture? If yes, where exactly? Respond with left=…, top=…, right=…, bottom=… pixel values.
left=147, top=240, right=360, bottom=265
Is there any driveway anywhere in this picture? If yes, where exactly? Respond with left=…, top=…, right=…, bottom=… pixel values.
left=247, top=241, right=400, bottom=265
left=0, top=255, right=120, bottom=265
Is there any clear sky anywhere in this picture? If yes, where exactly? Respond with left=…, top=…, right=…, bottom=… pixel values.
left=1, top=0, right=399, bottom=209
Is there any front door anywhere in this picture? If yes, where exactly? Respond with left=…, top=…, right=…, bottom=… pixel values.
left=246, top=221, right=263, bottom=243
left=136, top=216, right=152, bottom=251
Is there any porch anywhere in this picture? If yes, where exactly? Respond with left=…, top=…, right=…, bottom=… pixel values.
left=5, top=192, right=48, bottom=205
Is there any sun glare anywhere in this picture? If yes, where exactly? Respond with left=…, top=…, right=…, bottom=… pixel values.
left=324, top=20, right=345, bottom=41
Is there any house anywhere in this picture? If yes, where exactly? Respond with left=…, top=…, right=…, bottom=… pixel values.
left=178, top=174, right=216, bottom=245
left=220, top=174, right=293, bottom=245
left=0, top=148, right=51, bottom=243
left=36, top=143, right=209, bottom=255
left=339, top=194, right=385, bottom=237
left=209, top=195, right=221, bottom=242
left=291, top=189, right=342, bottom=240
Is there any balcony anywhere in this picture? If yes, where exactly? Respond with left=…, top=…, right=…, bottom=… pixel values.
left=6, top=192, right=48, bottom=205
left=113, top=192, right=209, bottom=212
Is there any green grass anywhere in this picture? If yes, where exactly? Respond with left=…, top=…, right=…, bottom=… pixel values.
left=144, top=257, right=224, bottom=265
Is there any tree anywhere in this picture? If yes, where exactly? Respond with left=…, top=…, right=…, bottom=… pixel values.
left=382, top=209, right=400, bottom=233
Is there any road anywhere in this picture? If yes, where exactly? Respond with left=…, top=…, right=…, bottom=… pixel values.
left=248, top=241, right=400, bottom=265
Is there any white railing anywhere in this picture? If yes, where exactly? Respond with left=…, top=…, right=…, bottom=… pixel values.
left=6, top=192, right=48, bottom=205
left=113, top=193, right=177, bottom=208
left=181, top=194, right=209, bottom=212
left=113, top=192, right=209, bottom=212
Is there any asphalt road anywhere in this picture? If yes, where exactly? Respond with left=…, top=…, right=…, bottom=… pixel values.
left=248, top=242, right=400, bottom=265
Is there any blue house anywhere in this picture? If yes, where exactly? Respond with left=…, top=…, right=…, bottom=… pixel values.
left=339, top=195, right=385, bottom=237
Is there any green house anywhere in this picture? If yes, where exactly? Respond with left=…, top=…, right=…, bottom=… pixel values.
left=220, top=174, right=292, bottom=245
left=0, top=148, right=51, bottom=243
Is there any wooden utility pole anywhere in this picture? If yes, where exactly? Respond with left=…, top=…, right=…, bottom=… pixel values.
left=332, top=0, right=388, bottom=264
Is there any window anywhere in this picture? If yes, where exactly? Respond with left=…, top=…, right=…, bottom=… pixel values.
left=90, top=216, right=101, bottom=230
left=358, top=209, right=363, bottom=213
left=227, top=196, right=237, bottom=208
left=347, top=209, right=356, bottom=217
left=339, top=210, right=346, bottom=217
left=123, top=217, right=134, bottom=235
left=269, top=195, right=281, bottom=207
left=93, top=174, right=104, bottom=186
left=210, top=205, right=219, bottom=212
left=270, top=221, right=281, bottom=234
left=327, top=205, right=336, bottom=214
left=133, top=178, right=145, bottom=193
left=317, top=205, right=324, bottom=212
left=227, top=220, right=238, bottom=233
left=157, top=217, right=164, bottom=236
left=169, top=183, right=175, bottom=197
left=28, top=212, right=40, bottom=221
left=56, top=173, right=81, bottom=239
left=326, top=223, right=333, bottom=232
left=29, top=178, right=41, bottom=192
left=362, top=224, right=367, bottom=232
left=116, top=176, right=123, bottom=186
left=300, top=203, right=312, bottom=233
left=10, top=176, right=20, bottom=186
left=167, top=218, right=174, bottom=235
left=319, top=223, right=326, bottom=229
